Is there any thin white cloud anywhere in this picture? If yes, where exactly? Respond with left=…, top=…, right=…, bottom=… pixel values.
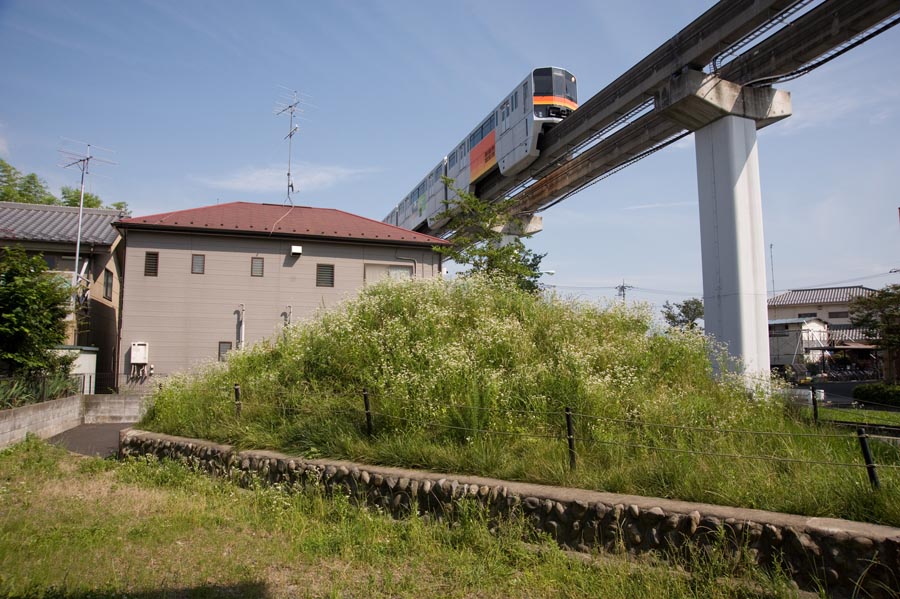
left=772, top=78, right=900, bottom=136
left=193, top=162, right=379, bottom=194
left=0, top=135, right=8, bottom=158
left=624, top=201, right=696, bottom=211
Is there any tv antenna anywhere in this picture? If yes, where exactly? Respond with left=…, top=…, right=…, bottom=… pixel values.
left=58, top=139, right=115, bottom=296
left=274, top=87, right=307, bottom=206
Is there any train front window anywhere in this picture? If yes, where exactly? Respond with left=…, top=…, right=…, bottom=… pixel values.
left=533, top=67, right=577, bottom=118
left=533, top=68, right=553, bottom=97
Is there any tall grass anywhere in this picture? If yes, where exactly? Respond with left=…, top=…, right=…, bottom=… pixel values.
left=141, top=275, right=900, bottom=526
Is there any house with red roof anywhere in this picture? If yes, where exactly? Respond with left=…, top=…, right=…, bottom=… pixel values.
left=114, top=201, right=448, bottom=389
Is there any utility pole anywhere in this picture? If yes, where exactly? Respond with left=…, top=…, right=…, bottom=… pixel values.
left=616, top=279, right=633, bottom=302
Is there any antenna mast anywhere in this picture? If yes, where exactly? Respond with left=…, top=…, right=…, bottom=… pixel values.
left=59, top=140, right=115, bottom=297
left=275, top=89, right=301, bottom=206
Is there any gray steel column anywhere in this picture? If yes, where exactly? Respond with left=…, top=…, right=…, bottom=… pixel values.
left=695, top=115, right=770, bottom=379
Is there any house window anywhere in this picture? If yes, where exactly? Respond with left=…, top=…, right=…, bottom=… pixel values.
left=218, top=341, right=232, bottom=361
left=797, top=312, right=817, bottom=318
left=250, top=257, right=264, bottom=277
left=144, top=252, right=159, bottom=277
left=828, top=311, right=849, bottom=319
left=316, top=264, right=335, bottom=287
left=388, top=265, right=413, bottom=280
left=103, top=269, right=113, bottom=300
left=191, top=254, right=205, bottom=274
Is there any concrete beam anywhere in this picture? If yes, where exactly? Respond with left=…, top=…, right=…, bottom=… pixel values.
left=493, top=214, right=544, bottom=238
left=656, top=70, right=792, bottom=132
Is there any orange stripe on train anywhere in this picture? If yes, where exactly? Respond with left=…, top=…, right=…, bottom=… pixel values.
left=533, top=96, right=578, bottom=111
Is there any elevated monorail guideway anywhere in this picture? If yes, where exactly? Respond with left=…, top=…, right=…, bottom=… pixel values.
left=476, top=0, right=900, bottom=214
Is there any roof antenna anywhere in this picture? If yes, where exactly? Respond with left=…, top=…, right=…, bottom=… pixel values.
left=275, top=87, right=303, bottom=207
left=58, top=138, right=115, bottom=298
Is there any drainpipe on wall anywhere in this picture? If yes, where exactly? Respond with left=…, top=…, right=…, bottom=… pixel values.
left=238, top=304, right=246, bottom=349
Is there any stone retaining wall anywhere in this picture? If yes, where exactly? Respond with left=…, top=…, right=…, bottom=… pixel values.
left=120, top=429, right=900, bottom=598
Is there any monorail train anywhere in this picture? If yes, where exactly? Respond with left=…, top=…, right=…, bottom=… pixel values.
left=383, top=67, right=577, bottom=232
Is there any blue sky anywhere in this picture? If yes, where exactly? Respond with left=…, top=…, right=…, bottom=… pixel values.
left=2, top=0, right=898, bottom=311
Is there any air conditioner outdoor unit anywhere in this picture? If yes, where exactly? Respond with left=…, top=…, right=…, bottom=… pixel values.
left=290, top=245, right=303, bottom=256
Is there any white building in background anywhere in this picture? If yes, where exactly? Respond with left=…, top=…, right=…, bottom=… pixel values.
left=768, top=317, right=828, bottom=367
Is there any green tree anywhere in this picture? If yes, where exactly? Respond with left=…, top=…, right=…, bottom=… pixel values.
left=433, top=178, right=546, bottom=292
left=0, top=159, right=23, bottom=203
left=661, top=297, right=704, bottom=330
left=0, top=246, right=72, bottom=373
left=60, top=185, right=103, bottom=209
left=851, top=284, right=900, bottom=382
left=17, top=173, right=57, bottom=204
left=108, top=201, right=130, bottom=215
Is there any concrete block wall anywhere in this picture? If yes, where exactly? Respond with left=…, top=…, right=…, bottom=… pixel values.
left=83, top=395, right=147, bottom=423
left=0, top=395, right=148, bottom=449
left=0, top=396, right=83, bottom=448
left=121, top=429, right=900, bottom=599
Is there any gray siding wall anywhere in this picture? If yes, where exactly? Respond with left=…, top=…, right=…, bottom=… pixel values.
left=119, top=231, right=440, bottom=387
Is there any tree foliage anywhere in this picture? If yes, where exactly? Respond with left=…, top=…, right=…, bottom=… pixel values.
left=432, top=178, right=546, bottom=292
left=60, top=185, right=103, bottom=209
left=851, top=285, right=900, bottom=349
left=661, top=297, right=704, bottom=330
left=1, top=160, right=55, bottom=204
left=851, top=285, right=900, bottom=381
left=0, top=246, right=72, bottom=374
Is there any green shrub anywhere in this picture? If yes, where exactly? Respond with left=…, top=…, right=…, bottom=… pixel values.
left=852, top=382, right=900, bottom=408
left=0, top=370, right=80, bottom=409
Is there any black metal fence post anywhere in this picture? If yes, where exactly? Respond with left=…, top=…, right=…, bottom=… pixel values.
left=234, top=383, right=241, bottom=416
left=363, top=388, right=374, bottom=437
left=565, top=406, right=576, bottom=471
left=856, top=427, right=880, bottom=490
left=810, top=384, right=819, bottom=424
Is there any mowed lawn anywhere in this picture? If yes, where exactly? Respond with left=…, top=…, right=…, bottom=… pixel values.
left=0, top=438, right=799, bottom=599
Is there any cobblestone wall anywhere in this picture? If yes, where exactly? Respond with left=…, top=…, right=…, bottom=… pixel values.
left=120, top=429, right=900, bottom=598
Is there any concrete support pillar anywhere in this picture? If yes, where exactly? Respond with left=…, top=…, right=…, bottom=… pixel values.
left=657, top=70, right=791, bottom=383
left=695, top=115, right=770, bottom=379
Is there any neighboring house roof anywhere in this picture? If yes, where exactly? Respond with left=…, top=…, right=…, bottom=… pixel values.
left=115, top=202, right=450, bottom=247
left=767, top=286, right=875, bottom=307
left=829, top=328, right=873, bottom=343
left=768, top=318, right=826, bottom=326
left=0, top=201, right=122, bottom=246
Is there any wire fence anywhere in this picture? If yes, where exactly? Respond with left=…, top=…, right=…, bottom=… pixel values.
left=230, top=384, right=900, bottom=490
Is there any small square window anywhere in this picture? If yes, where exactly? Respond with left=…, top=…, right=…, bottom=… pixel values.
left=103, top=269, right=113, bottom=300
left=144, top=252, right=158, bottom=277
left=251, top=257, right=264, bottom=277
left=316, top=264, right=334, bottom=287
left=218, top=341, right=232, bottom=361
left=191, top=254, right=205, bottom=274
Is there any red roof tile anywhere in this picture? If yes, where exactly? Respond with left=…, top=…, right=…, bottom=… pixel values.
left=115, top=202, right=449, bottom=246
